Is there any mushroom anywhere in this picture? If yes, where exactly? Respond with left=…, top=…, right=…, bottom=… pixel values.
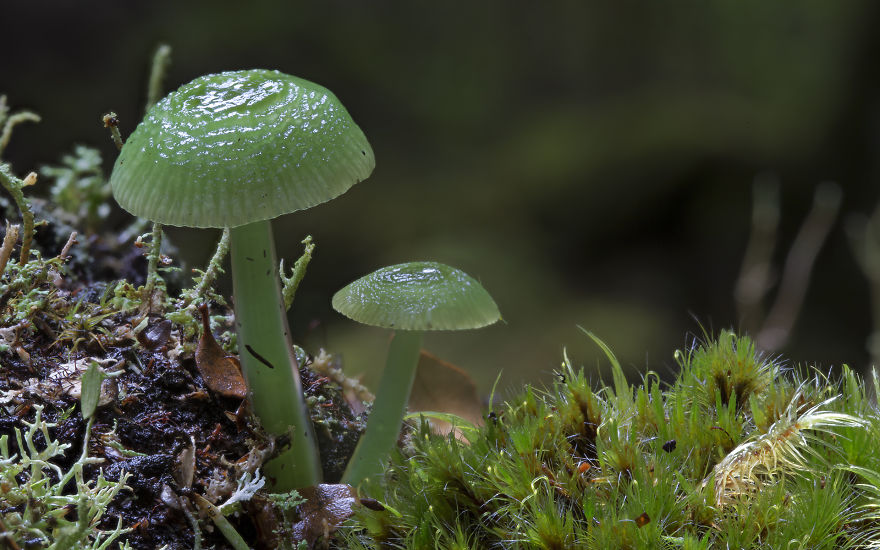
left=332, top=261, right=500, bottom=485
left=109, top=69, right=374, bottom=490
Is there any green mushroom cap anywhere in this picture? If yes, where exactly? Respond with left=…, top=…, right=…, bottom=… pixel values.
left=110, top=69, right=374, bottom=228
left=332, top=261, right=501, bottom=331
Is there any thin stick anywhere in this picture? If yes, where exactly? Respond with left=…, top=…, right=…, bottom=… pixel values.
left=734, top=174, right=780, bottom=332
left=0, top=223, right=19, bottom=277
left=102, top=113, right=123, bottom=151
left=59, top=231, right=78, bottom=260
left=140, top=44, right=173, bottom=303
left=146, top=44, right=172, bottom=112
left=17, top=172, right=36, bottom=263
left=192, top=228, right=230, bottom=304
left=0, top=165, right=35, bottom=265
left=144, top=222, right=164, bottom=297
left=846, top=215, right=880, bottom=369
left=0, top=110, right=40, bottom=157
left=757, top=183, right=841, bottom=351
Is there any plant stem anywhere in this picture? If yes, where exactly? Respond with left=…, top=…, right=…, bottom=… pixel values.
left=229, top=219, right=320, bottom=490
left=145, top=44, right=173, bottom=112
left=0, top=223, right=19, bottom=277
left=281, top=235, right=314, bottom=311
left=342, top=330, right=423, bottom=487
left=144, top=221, right=163, bottom=297
left=190, top=227, right=230, bottom=305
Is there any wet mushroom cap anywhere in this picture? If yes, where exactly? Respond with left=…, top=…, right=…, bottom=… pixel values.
left=110, top=69, right=374, bottom=228
left=332, top=262, right=500, bottom=331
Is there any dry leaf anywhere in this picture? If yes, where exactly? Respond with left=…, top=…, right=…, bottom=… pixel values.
left=195, top=304, right=247, bottom=399
left=408, top=350, right=484, bottom=437
left=292, top=484, right=359, bottom=547
left=174, top=436, right=196, bottom=489
left=137, top=318, right=172, bottom=350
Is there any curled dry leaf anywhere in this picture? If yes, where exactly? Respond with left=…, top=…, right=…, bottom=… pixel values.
left=195, top=304, right=247, bottom=399
left=408, top=350, right=484, bottom=438
left=174, top=435, right=196, bottom=489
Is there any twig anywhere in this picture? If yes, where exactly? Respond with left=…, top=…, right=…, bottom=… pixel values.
left=193, top=494, right=250, bottom=550
left=757, top=182, right=841, bottom=351
left=146, top=44, right=172, bottom=112
left=0, top=165, right=36, bottom=264
left=17, top=172, right=36, bottom=263
left=0, top=104, right=40, bottom=157
left=140, top=44, right=173, bottom=304
left=0, top=223, right=20, bottom=277
left=59, top=231, right=78, bottom=260
left=846, top=213, right=880, bottom=369
left=102, top=113, right=123, bottom=151
left=189, top=228, right=230, bottom=306
left=734, top=173, right=780, bottom=332
left=144, top=222, right=164, bottom=298
left=179, top=495, right=202, bottom=550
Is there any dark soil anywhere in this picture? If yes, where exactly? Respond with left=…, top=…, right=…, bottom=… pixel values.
left=0, top=217, right=366, bottom=549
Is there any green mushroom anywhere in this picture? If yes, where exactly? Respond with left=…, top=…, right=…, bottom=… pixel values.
left=110, top=69, right=374, bottom=490
left=332, top=261, right=500, bottom=485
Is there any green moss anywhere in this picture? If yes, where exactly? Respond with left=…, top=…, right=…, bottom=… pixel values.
left=342, top=331, right=880, bottom=549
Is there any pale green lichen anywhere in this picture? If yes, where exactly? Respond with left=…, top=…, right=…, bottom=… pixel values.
left=281, top=235, right=315, bottom=312
left=0, top=405, right=132, bottom=549
left=40, top=145, right=112, bottom=234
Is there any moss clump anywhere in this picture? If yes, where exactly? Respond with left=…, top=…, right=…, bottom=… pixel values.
left=342, top=330, right=880, bottom=549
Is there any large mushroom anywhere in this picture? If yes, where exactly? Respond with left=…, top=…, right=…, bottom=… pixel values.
left=332, top=261, right=500, bottom=485
left=110, top=69, right=374, bottom=490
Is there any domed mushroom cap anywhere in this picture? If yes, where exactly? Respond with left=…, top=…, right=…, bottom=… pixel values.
left=110, top=69, right=374, bottom=228
left=332, top=262, right=500, bottom=331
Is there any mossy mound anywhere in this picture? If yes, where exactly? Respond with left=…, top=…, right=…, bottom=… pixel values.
left=342, top=331, right=880, bottom=549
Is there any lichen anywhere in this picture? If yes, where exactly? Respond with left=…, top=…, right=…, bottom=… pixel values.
left=0, top=405, right=132, bottom=549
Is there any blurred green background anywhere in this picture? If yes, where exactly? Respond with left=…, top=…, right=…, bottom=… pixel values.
left=2, top=1, right=879, bottom=394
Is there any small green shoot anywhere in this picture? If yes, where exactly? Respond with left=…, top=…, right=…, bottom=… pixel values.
left=80, top=361, right=107, bottom=420
left=281, top=235, right=315, bottom=311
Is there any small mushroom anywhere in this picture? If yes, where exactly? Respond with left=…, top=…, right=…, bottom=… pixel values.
left=332, top=261, right=500, bottom=485
left=110, top=69, right=374, bottom=490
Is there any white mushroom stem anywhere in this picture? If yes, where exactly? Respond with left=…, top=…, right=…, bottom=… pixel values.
left=229, top=218, right=320, bottom=490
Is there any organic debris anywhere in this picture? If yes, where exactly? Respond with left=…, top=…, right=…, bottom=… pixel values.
left=408, top=350, right=483, bottom=438
left=0, top=166, right=366, bottom=548
left=291, top=484, right=363, bottom=548
left=195, top=303, right=247, bottom=399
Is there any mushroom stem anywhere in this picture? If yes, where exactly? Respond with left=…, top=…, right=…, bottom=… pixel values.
left=229, top=219, right=320, bottom=490
left=342, top=330, right=423, bottom=486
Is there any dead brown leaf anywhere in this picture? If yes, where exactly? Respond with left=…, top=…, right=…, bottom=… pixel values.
left=136, top=318, right=172, bottom=350
left=292, top=484, right=359, bottom=548
left=408, top=350, right=484, bottom=438
left=195, top=304, right=247, bottom=399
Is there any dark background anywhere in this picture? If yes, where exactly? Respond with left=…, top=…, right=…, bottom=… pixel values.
left=2, top=1, right=880, bottom=393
